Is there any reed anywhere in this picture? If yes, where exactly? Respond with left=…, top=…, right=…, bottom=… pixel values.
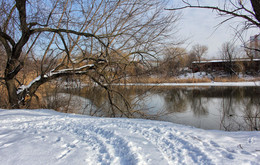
left=213, top=77, right=246, bottom=82
left=124, top=77, right=212, bottom=83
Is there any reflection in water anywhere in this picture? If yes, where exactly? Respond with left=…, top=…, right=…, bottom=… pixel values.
left=190, top=90, right=208, bottom=117
left=162, top=89, right=187, bottom=113
left=54, top=86, right=260, bottom=131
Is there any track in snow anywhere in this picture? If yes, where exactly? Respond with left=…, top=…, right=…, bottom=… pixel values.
left=0, top=110, right=259, bottom=165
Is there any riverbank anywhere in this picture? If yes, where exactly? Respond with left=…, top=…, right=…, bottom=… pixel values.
left=115, top=81, right=260, bottom=87
left=123, top=72, right=260, bottom=84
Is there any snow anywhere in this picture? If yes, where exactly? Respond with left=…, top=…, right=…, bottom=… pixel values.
left=17, top=64, right=95, bottom=95
left=115, top=81, right=260, bottom=87
left=192, top=59, right=260, bottom=64
left=178, top=72, right=211, bottom=79
left=0, top=109, right=259, bottom=165
left=17, top=76, right=41, bottom=94
left=51, top=64, right=95, bottom=74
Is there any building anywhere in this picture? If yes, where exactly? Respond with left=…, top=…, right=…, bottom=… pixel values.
left=191, top=59, right=260, bottom=74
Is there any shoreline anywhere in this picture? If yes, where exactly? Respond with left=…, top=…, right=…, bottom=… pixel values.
left=113, top=81, right=260, bottom=87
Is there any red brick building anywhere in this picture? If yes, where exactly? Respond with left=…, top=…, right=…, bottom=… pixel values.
left=191, top=59, right=260, bottom=74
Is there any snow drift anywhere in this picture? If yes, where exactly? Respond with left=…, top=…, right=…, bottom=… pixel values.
left=0, top=109, right=259, bottom=165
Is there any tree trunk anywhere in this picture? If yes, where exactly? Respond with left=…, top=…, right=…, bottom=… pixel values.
left=251, top=0, right=260, bottom=24
left=3, top=0, right=29, bottom=109
left=5, top=79, right=19, bottom=109
left=4, top=57, right=23, bottom=108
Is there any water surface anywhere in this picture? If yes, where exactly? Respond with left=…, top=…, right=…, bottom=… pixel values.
left=55, top=86, right=260, bottom=131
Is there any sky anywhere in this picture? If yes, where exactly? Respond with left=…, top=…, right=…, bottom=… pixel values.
left=172, top=0, right=260, bottom=59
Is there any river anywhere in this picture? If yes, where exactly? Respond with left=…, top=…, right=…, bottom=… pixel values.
left=50, top=85, right=260, bottom=131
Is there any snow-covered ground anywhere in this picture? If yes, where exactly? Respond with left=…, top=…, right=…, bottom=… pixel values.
left=178, top=71, right=260, bottom=80
left=0, top=109, right=259, bottom=165
left=178, top=72, right=212, bottom=79
left=117, top=81, right=260, bottom=87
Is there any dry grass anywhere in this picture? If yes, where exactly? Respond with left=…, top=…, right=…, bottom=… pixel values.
left=125, top=75, right=260, bottom=84
left=125, top=77, right=212, bottom=84
left=213, top=77, right=246, bottom=82
left=252, top=77, right=260, bottom=81
left=0, top=83, right=9, bottom=108
left=0, top=71, right=64, bottom=109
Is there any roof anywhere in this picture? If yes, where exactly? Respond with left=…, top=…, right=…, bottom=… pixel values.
left=192, top=58, right=260, bottom=64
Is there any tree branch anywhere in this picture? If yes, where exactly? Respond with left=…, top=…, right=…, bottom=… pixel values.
left=0, top=32, right=12, bottom=56
left=57, top=31, right=72, bottom=63
left=17, top=64, right=97, bottom=102
left=15, top=0, right=28, bottom=32
left=0, top=31, right=16, bottom=47
left=30, top=27, right=121, bottom=47
left=166, top=4, right=260, bottom=28
left=3, top=4, right=16, bottom=32
left=250, top=0, right=260, bottom=23
left=13, top=0, right=31, bottom=59
left=5, top=61, right=24, bottom=80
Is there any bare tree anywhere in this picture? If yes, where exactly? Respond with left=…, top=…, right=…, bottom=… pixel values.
left=190, top=44, right=208, bottom=63
left=0, top=0, right=178, bottom=110
left=186, top=51, right=197, bottom=67
left=160, top=47, right=188, bottom=77
left=168, top=0, right=260, bottom=29
left=220, top=42, right=238, bottom=75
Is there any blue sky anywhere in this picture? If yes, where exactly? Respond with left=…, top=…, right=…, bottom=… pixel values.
left=172, top=0, right=260, bottom=59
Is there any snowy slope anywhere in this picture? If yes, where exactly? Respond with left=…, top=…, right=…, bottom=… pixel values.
left=0, top=109, right=259, bottom=165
